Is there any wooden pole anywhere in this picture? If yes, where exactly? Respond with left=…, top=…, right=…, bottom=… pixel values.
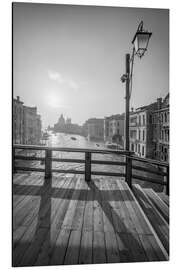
left=45, top=149, right=52, bottom=179
left=85, top=152, right=91, bottom=182
left=166, top=166, right=169, bottom=196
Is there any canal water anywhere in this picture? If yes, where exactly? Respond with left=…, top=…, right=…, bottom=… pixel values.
left=46, top=132, right=125, bottom=177
left=15, top=132, right=164, bottom=192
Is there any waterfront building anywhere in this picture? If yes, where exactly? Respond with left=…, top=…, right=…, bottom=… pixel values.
left=129, top=103, right=157, bottom=158
left=54, top=115, right=82, bottom=135
left=152, top=94, right=169, bottom=162
left=104, top=114, right=124, bottom=145
left=23, top=106, right=42, bottom=145
left=13, top=96, right=42, bottom=145
left=13, top=96, right=24, bottom=144
left=85, top=118, right=104, bottom=141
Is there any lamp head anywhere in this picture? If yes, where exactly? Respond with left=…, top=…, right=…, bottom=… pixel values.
left=132, top=21, right=152, bottom=58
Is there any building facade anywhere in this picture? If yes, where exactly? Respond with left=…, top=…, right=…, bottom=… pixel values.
left=129, top=103, right=157, bottom=158
left=104, top=114, right=124, bottom=145
left=152, top=94, right=169, bottom=162
left=13, top=96, right=42, bottom=145
left=13, top=96, right=24, bottom=144
left=54, top=114, right=82, bottom=135
left=129, top=94, right=169, bottom=162
left=85, top=118, right=104, bottom=141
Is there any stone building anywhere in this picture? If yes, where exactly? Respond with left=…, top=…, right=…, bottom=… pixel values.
left=13, top=96, right=24, bottom=144
left=151, top=94, right=169, bottom=162
left=104, top=114, right=124, bottom=145
left=13, top=96, right=42, bottom=145
left=129, top=103, right=157, bottom=158
left=85, top=118, right=104, bottom=141
left=54, top=114, right=82, bottom=135
left=23, top=106, right=42, bottom=145
left=129, top=94, right=169, bottom=162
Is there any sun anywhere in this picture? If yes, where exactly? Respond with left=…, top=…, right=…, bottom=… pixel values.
left=46, top=93, right=64, bottom=108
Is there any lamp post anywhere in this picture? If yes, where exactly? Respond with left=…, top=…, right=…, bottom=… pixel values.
left=121, top=21, right=152, bottom=152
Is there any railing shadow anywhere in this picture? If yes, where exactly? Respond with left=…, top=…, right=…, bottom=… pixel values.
left=13, top=175, right=165, bottom=266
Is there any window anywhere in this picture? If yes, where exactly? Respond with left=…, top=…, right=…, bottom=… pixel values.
left=149, top=115, right=152, bottom=124
left=138, top=144, right=140, bottom=153
left=139, top=130, right=141, bottom=140
left=143, top=130, right=145, bottom=141
left=161, top=114, right=163, bottom=123
left=143, top=115, right=145, bottom=125
left=131, top=144, right=134, bottom=151
left=164, top=113, right=167, bottom=123
left=142, top=146, right=145, bottom=156
left=139, top=115, right=141, bottom=125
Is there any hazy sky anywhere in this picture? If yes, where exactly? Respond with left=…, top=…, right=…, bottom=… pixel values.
left=13, top=3, right=169, bottom=127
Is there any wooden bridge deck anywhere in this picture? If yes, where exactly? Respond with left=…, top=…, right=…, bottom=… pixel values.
left=13, top=172, right=168, bottom=266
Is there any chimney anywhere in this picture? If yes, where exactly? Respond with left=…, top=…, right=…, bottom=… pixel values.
left=17, top=96, right=20, bottom=101
left=157, top=98, right=162, bottom=110
left=131, top=107, right=134, bottom=112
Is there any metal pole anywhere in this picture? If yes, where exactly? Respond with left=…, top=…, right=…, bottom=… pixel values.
left=125, top=53, right=130, bottom=151
left=125, top=54, right=131, bottom=186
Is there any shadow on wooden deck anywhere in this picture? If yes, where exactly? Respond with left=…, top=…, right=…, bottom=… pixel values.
left=13, top=175, right=167, bottom=266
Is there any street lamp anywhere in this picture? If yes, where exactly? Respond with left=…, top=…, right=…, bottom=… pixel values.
left=121, top=21, right=152, bottom=151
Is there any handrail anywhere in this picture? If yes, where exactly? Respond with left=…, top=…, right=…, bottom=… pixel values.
left=13, top=144, right=131, bottom=155
left=13, top=144, right=169, bottom=195
left=131, top=155, right=169, bottom=167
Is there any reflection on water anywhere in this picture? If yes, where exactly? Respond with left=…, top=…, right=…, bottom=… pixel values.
left=47, top=132, right=106, bottom=149
left=45, top=132, right=125, bottom=176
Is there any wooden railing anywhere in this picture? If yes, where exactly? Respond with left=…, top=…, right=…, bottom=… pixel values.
left=13, top=144, right=169, bottom=195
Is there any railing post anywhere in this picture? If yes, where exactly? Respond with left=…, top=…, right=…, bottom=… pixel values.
left=166, top=166, right=169, bottom=196
left=45, top=149, right=52, bottom=179
left=125, top=152, right=132, bottom=188
left=13, top=147, right=16, bottom=173
left=85, top=152, right=91, bottom=182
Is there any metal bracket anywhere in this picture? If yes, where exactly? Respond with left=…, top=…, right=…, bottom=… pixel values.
left=120, top=74, right=128, bottom=83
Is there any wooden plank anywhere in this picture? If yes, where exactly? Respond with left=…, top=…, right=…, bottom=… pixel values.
left=104, top=231, right=120, bottom=263
left=110, top=180, right=135, bottom=234
left=61, top=177, right=82, bottom=230
left=139, top=234, right=160, bottom=261
left=82, top=181, right=94, bottom=231
left=34, top=177, right=71, bottom=266
left=64, top=230, right=82, bottom=265
left=93, top=231, right=106, bottom=264
left=51, top=176, right=77, bottom=232
left=100, top=179, right=116, bottom=232
left=79, top=231, right=93, bottom=264
left=113, top=180, right=137, bottom=234
left=133, top=184, right=169, bottom=254
left=13, top=175, right=69, bottom=266
left=17, top=227, right=48, bottom=266
left=147, top=234, right=169, bottom=261
left=157, top=192, right=169, bottom=206
left=144, top=188, right=169, bottom=223
left=120, top=233, right=147, bottom=262
left=13, top=218, right=38, bottom=266
left=13, top=226, right=28, bottom=250
left=117, top=180, right=149, bottom=235
left=93, top=180, right=104, bottom=232
left=50, top=229, right=71, bottom=265
left=115, top=232, right=133, bottom=262
left=71, top=179, right=88, bottom=230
